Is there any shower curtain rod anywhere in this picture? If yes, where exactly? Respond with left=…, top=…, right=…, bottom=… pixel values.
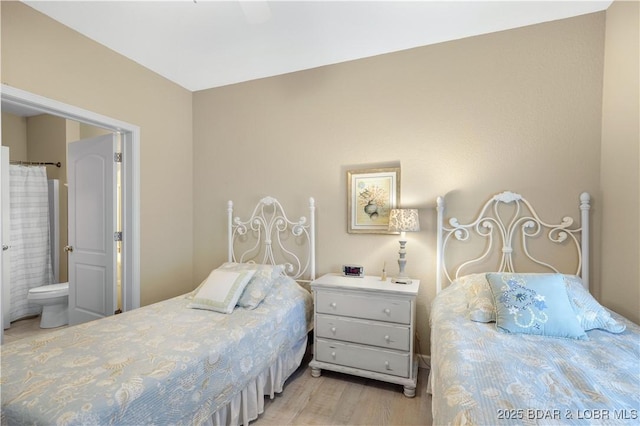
left=10, top=160, right=61, bottom=168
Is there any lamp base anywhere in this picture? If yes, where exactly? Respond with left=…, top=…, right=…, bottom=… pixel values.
left=391, top=277, right=412, bottom=285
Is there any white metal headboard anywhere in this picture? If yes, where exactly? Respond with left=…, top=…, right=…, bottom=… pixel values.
left=436, top=191, right=590, bottom=293
left=228, top=196, right=316, bottom=283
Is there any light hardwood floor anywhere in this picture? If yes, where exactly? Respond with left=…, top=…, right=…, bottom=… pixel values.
left=3, top=321, right=433, bottom=425
left=254, top=353, right=433, bottom=426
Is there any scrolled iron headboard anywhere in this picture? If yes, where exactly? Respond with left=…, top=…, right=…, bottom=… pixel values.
left=436, top=191, right=590, bottom=293
left=228, top=196, right=316, bottom=284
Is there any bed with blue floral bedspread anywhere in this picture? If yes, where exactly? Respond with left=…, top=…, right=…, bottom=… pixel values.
left=429, top=273, right=640, bottom=426
left=431, top=190, right=640, bottom=425
left=1, top=273, right=313, bottom=426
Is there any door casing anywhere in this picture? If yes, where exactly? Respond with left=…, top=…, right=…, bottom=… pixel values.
left=1, top=147, right=10, bottom=339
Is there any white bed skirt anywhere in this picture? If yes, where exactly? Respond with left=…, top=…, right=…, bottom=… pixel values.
left=204, top=335, right=308, bottom=426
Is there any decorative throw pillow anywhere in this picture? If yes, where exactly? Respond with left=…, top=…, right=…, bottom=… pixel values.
left=219, top=262, right=284, bottom=309
left=186, top=277, right=207, bottom=300
left=459, top=273, right=496, bottom=323
left=188, top=269, right=256, bottom=314
left=486, top=273, right=588, bottom=340
left=564, top=275, right=626, bottom=333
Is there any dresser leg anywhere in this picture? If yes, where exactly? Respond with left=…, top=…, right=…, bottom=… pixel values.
left=403, top=385, right=416, bottom=398
left=311, top=367, right=321, bottom=378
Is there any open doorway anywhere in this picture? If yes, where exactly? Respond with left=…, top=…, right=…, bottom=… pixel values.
left=0, top=85, right=140, bottom=341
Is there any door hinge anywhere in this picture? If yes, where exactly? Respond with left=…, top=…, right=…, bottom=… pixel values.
left=114, top=231, right=123, bottom=242
left=114, top=152, right=123, bottom=163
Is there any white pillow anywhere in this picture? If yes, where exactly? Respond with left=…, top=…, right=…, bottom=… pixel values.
left=564, top=275, right=626, bottom=333
left=458, top=273, right=496, bottom=323
left=188, top=269, right=256, bottom=314
left=219, top=262, right=284, bottom=309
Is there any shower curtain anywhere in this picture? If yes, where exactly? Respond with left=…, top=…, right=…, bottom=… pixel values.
left=8, top=165, right=54, bottom=322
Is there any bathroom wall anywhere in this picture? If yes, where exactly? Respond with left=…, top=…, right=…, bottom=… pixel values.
left=23, top=114, right=68, bottom=282
left=1, top=112, right=27, bottom=161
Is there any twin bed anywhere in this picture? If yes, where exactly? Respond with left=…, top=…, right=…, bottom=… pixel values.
left=1, top=196, right=315, bottom=425
left=429, top=191, right=640, bottom=425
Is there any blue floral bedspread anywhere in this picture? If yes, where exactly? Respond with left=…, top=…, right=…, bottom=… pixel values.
left=430, top=281, right=640, bottom=425
left=1, top=275, right=312, bottom=425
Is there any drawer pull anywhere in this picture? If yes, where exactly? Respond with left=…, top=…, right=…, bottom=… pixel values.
left=331, top=327, right=337, bottom=334
left=330, top=302, right=337, bottom=308
left=383, top=308, right=391, bottom=315
left=385, top=361, right=391, bottom=370
left=331, top=351, right=336, bottom=359
left=384, top=335, right=390, bottom=342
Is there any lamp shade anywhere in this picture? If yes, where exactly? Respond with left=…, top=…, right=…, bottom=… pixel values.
left=388, top=209, right=420, bottom=233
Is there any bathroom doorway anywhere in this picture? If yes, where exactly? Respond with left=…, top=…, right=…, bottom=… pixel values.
left=0, top=85, right=140, bottom=342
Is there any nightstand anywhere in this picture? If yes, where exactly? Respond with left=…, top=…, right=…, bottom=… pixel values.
left=309, top=273, right=420, bottom=397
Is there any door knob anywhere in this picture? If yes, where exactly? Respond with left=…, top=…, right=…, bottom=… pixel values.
left=64, top=245, right=74, bottom=253
left=2, top=245, right=8, bottom=251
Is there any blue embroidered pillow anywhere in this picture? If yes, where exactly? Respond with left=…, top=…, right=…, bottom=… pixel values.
left=486, top=273, right=588, bottom=340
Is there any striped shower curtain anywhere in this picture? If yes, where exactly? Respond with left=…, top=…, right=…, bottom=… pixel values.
left=9, top=165, right=54, bottom=322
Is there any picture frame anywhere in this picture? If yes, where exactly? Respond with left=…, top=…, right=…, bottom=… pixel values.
left=347, top=167, right=400, bottom=234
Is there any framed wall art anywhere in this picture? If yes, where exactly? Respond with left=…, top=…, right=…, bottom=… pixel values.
left=347, top=167, right=400, bottom=234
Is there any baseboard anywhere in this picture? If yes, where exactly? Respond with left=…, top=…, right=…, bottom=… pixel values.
left=417, top=354, right=431, bottom=370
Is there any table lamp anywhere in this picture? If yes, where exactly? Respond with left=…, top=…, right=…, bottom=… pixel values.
left=388, top=208, right=420, bottom=284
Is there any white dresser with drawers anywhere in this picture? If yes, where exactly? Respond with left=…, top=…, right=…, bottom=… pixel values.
left=309, top=273, right=420, bottom=397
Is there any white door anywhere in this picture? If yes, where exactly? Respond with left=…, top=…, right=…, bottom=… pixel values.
left=1, top=147, right=10, bottom=334
left=67, top=134, right=117, bottom=325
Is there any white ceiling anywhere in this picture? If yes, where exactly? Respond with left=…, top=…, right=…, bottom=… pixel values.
left=23, top=0, right=613, bottom=92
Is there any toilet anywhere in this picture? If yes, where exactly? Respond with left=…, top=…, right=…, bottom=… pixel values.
left=27, top=282, right=69, bottom=328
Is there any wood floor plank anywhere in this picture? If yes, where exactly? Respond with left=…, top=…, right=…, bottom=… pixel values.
left=259, top=361, right=325, bottom=425
left=293, top=370, right=352, bottom=425
left=254, top=360, right=433, bottom=426
left=330, top=375, right=366, bottom=424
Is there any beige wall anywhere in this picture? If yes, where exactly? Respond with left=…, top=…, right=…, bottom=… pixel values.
left=194, top=13, right=606, bottom=354
left=600, top=0, right=640, bottom=324
left=24, top=114, right=68, bottom=282
left=1, top=112, right=27, bottom=160
left=1, top=1, right=194, bottom=305
left=26, top=114, right=66, bottom=184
